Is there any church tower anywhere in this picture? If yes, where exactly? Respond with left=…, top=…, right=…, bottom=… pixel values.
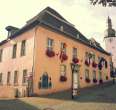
left=104, top=16, right=116, bottom=67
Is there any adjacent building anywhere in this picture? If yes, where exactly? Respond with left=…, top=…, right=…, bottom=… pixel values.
left=0, top=7, right=111, bottom=98
left=104, top=16, right=116, bottom=68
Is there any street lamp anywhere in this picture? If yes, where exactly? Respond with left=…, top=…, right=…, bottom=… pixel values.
left=70, top=63, right=80, bottom=99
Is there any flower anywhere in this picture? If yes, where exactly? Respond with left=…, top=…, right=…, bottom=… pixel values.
left=93, top=79, right=97, bottom=83
left=60, top=51, right=68, bottom=62
left=92, top=61, right=97, bottom=68
left=62, top=54, right=68, bottom=60
left=85, top=78, right=91, bottom=83
left=46, top=49, right=55, bottom=57
left=60, top=76, right=67, bottom=82
left=72, top=58, right=79, bottom=64
left=99, top=79, right=103, bottom=84
left=85, top=60, right=90, bottom=66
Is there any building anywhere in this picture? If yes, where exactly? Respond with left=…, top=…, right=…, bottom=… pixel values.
left=0, top=7, right=111, bottom=98
left=104, top=16, right=116, bottom=68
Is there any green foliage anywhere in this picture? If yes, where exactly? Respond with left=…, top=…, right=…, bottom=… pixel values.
left=90, top=0, right=116, bottom=6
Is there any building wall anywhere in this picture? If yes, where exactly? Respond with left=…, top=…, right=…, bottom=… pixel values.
left=0, top=25, right=111, bottom=97
left=105, top=37, right=116, bottom=67
left=0, top=28, right=35, bottom=97
left=33, top=26, right=111, bottom=95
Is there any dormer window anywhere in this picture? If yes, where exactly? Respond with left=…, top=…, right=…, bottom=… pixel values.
left=8, top=32, right=12, bottom=37
left=90, top=41, right=92, bottom=45
left=76, top=34, right=80, bottom=39
left=60, top=26, right=64, bottom=31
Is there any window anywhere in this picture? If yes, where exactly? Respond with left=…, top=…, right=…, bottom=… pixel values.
left=60, top=25, right=64, bottom=31
left=0, top=73, right=2, bottom=84
left=12, top=44, right=17, bottom=58
left=73, top=48, right=77, bottom=58
left=60, top=65, right=66, bottom=76
left=61, top=42, right=66, bottom=53
left=76, top=34, right=80, bottom=39
left=39, top=73, right=52, bottom=89
left=7, top=72, right=11, bottom=85
left=47, top=38, right=54, bottom=50
left=0, top=49, right=3, bottom=62
left=93, top=70, right=96, bottom=79
left=98, top=56, right=101, bottom=62
left=92, top=54, right=95, bottom=62
left=22, top=69, right=27, bottom=84
left=85, top=52, right=89, bottom=59
left=21, top=40, right=26, bottom=56
left=14, top=71, right=18, bottom=85
left=99, top=71, right=102, bottom=79
left=85, top=69, right=89, bottom=79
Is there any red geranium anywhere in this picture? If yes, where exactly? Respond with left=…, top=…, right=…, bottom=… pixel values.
left=99, top=79, right=103, bottom=84
left=60, top=51, right=68, bottom=62
left=72, top=58, right=79, bottom=64
left=60, top=76, right=67, bottom=82
left=92, top=61, right=97, bottom=68
left=93, top=79, right=97, bottom=83
left=85, top=78, right=91, bottom=83
left=46, top=49, right=55, bottom=57
left=85, top=60, right=90, bottom=66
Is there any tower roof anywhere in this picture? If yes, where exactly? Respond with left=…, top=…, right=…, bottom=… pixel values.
left=105, top=16, right=115, bottom=38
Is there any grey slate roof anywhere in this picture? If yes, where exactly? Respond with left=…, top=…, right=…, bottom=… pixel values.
left=0, top=7, right=110, bottom=56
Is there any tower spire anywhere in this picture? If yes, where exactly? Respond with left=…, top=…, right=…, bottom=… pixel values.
left=107, top=16, right=112, bottom=29
left=105, top=16, right=115, bottom=37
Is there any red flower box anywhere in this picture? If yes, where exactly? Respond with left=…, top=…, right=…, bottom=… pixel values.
left=46, top=49, right=55, bottom=57
left=60, top=76, right=67, bottom=82
left=106, top=76, right=109, bottom=80
left=93, top=79, right=97, bottom=83
left=85, top=78, right=91, bottom=83
left=60, top=53, right=68, bottom=62
left=85, top=60, right=90, bottom=66
left=72, top=58, right=79, bottom=64
left=92, top=61, right=97, bottom=68
left=62, top=54, right=68, bottom=60
left=99, top=79, right=103, bottom=84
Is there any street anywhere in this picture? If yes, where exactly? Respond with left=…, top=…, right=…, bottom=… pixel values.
left=0, top=81, right=116, bottom=110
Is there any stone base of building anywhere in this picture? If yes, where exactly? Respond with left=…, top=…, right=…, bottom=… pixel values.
left=0, top=80, right=113, bottom=98
left=0, top=85, right=27, bottom=98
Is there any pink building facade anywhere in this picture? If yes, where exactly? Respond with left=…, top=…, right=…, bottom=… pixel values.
left=0, top=7, right=111, bottom=98
left=0, top=28, right=35, bottom=97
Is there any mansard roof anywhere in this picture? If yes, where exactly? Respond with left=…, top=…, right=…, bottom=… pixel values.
left=0, top=7, right=110, bottom=56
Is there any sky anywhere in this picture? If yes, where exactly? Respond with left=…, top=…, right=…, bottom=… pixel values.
left=0, top=0, right=116, bottom=49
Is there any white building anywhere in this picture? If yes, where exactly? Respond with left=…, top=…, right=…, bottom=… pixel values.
left=104, top=16, right=116, bottom=68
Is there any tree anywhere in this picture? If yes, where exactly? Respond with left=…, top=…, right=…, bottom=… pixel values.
left=90, top=0, right=116, bottom=6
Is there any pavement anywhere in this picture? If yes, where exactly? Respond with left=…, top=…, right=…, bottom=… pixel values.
left=0, top=81, right=116, bottom=110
